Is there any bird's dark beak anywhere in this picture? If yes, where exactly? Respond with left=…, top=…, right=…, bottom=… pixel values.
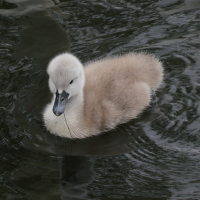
left=53, top=90, right=69, bottom=116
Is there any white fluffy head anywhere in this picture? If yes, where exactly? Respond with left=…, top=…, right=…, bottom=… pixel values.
left=47, top=53, right=85, bottom=98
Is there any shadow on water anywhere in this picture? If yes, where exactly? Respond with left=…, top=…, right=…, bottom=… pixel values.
left=1, top=0, right=200, bottom=199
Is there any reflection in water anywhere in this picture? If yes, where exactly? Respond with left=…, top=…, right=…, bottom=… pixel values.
left=1, top=0, right=200, bottom=199
left=13, top=10, right=70, bottom=67
left=11, top=155, right=94, bottom=199
left=12, top=9, right=70, bottom=122
left=60, top=156, right=94, bottom=200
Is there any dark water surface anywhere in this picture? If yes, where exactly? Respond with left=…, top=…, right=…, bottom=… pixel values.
left=1, top=0, right=200, bottom=199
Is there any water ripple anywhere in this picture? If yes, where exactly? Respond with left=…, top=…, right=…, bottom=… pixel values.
left=1, top=0, right=200, bottom=199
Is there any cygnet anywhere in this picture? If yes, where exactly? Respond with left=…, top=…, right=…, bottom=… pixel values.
left=43, top=52, right=163, bottom=139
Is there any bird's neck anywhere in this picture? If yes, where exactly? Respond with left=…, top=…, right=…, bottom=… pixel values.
left=64, top=91, right=84, bottom=121
left=61, top=91, right=85, bottom=138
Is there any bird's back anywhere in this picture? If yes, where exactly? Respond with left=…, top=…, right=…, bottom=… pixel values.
left=84, top=52, right=163, bottom=91
left=82, top=53, right=163, bottom=134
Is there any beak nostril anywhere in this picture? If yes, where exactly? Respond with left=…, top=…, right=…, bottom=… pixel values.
left=54, top=111, right=62, bottom=116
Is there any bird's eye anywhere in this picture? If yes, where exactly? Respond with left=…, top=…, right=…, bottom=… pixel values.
left=69, top=80, right=73, bottom=84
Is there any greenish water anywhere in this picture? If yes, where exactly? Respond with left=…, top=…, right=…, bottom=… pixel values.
left=1, top=0, right=200, bottom=199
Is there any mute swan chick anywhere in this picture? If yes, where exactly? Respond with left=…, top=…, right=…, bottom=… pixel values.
left=43, top=52, right=163, bottom=139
